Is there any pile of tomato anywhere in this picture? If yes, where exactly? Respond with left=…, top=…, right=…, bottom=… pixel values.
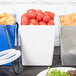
left=21, top=9, right=55, bottom=25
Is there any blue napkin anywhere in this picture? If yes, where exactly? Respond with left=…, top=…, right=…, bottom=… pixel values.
left=0, top=15, right=16, bottom=65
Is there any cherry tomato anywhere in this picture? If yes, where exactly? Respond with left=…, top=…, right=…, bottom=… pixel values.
left=27, top=9, right=36, bottom=13
left=50, top=12, right=55, bottom=18
left=43, top=16, right=50, bottom=23
left=44, top=11, right=50, bottom=17
left=44, top=11, right=55, bottom=19
left=29, top=22, right=34, bottom=25
left=27, top=9, right=37, bottom=19
left=49, top=12, right=55, bottom=18
left=39, top=21, right=46, bottom=25
left=37, top=13, right=44, bottom=21
left=29, top=19, right=38, bottom=25
left=36, top=9, right=44, bottom=21
left=30, top=19, right=38, bottom=22
left=21, top=22, right=27, bottom=25
left=21, top=13, right=27, bottom=18
left=29, top=22, right=39, bottom=25
left=36, top=9, right=43, bottom=14
left=27, top=12, right=37, bottom=19
left=29, top=22, right=38, bottom=25
left=47, top=20, right=55, bottom=25
left=21, top=16, right=29, bottom=25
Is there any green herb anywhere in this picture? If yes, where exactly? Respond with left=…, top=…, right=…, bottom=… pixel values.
left=46, top=67, right=70, bottom=76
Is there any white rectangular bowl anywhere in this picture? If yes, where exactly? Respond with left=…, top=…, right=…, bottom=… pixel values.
left=19, top=25, right=55, bottom=66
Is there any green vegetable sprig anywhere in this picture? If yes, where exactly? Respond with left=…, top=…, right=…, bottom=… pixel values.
left=46, top=67, right=70, bottom=76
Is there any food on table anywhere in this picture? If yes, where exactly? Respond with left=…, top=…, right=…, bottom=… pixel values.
left=36, top=9, right=43, bottom=14
left=60, top=13, right=76, bottom=26
left=46, top=67, right=70, bottom=76
left=21, top=9, right=55, bottom=25
left=37, top=13, right=44, bottom=21
left=21, top=16, right=29, bottom=25
left=39, top=21, right=46, bottom=25
left=0, top=12, right=15, bottom=25
left=21, top=13, right=27, bottom=18
left=47, top=19, right=55, bottom=25
left=27, top=9, right=37, bottom=19
left=29, top=19, right=38, bottom=25
left=43, top=16, right=50, bottom=23
left=6, top=14, right=15, bottom=25
left=27, top=9, right=36, bottom=14
left=44, top=11, right=55, bottom=19
left=0, top=17, right=7, bottom=25
left=0, top=12, right=8, bottom=17
left=67, top=70, right=76, bottom=76
left=46, top=67, right=76, bottom=76
left=36, top=9, right=44, bottom=22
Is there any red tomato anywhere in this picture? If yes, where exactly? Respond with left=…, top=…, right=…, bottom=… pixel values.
left=29, top=22, right=39, bottom=25
left=47, top=20, right=55, bottom=25
left=50, top=12, right=55, bottom=19
left=44, top=11, right=55, bottom=19
left=27, top=9, right=37, bottom=19
left=37, top=13, right=44, bottom=21
left=36, top=9, right=43, bottom=14
left=30, top=19, right=38, bottom=22
left=39, top=21, right=46, bottom=25
left=21, top=13, right=27, bottom=18
left=29, top=22, right=34, bottom=25
left=36, top=9, right=44, bottom=21
left=44, top=11, right=50, bottom=17
left=43, top=16, right=50, bottom=23
left=21, top=16, right=29, bottom=25
left=21, top=22, right=27, bottom=25
left=27, top=9, right=36, bottom=13
left=29, top=19, right=38, bottom=25
left=27, top=12, right=37, bottom=19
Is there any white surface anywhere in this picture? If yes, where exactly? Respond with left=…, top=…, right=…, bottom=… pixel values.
left=0, top=0, right=34, bottom=2
left=34, top=0, right=76, bottom=3
left=0, top=49, right=21, bottom=65
left=0, top=0, right=76, bottom=2
left=37, top=67, right=76, bottom=76
left=19, top=25, right=55, bottom=66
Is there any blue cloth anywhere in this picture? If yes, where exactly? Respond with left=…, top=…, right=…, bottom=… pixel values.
left=0, top=15, right=16, bottom=65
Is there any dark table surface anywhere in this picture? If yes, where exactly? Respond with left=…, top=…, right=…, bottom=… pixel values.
left=0, top=46, right=75, bottom=76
